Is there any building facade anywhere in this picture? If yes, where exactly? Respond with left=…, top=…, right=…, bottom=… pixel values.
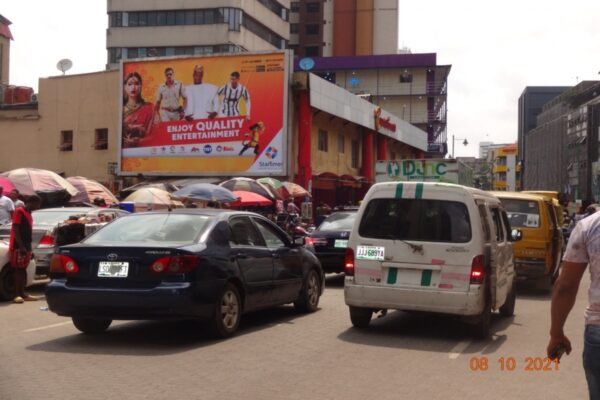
left=524, top=81, right=600, bottom=201
left=106, top=0, right=290, bottom=68
left=0, top=15, right=12, bottom=85
left=296, top=53, right=449, bottom=156
left=490, top=143, right=520, bottom=192
left=289, top=0, right=399, bottom=58
left=518, top=86, right=569, bottom=168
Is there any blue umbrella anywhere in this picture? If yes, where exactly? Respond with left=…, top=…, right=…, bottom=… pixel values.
left=173, top=183, right=238, bottom=203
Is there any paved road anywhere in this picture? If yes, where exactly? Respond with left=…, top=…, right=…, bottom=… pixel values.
left=0, top=275, right=589, bottom=400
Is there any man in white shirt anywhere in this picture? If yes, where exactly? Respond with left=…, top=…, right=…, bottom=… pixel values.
left=156, top=67, right=186, bottom=121
left=8, top=189, right=24, bottom=208
left=184, top=64, right=219, bottom=121
left=0, top=186, right=15, bottom=225
left=218, top=71, right=251, bottom=120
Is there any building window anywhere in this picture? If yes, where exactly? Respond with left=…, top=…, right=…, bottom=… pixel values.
left=95, top=129, right=108, bottom=150
left=305, top=46, right=320, bottom=57
left=306, top=24, right=319, bottom=35
left=351, top=140, right=359, bottom=168
left=290, top=23, right=299, bottom=34
left=318, top=130, right=328, bottom=152
left=243, top=14, right=287, bottom=49
left=257, top=0, right=289, bottom=21
left=306, top=3, right=320, bottom=13
left=109, top=12, right=123, bottom=27
left=60, top=130, right=73, bottom=152
left=400, top=71, right=413, bottom=83
left=291, top=2, right=300, bottom=12
left=338, top=134, right=345, bottom=153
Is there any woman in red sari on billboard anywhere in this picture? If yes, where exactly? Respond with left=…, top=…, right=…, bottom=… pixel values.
left=122, top=72, right=158, bottom=148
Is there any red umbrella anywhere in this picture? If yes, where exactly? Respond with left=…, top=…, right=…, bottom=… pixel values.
left=230, top=191, right=273, bottom=207
left=0, top=177, right=16, bottom=193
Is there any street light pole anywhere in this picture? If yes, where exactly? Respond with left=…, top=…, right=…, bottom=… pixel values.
left=451, top=135, right=469, bottom=158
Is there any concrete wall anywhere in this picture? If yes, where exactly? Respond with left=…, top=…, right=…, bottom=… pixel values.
left=373, top=0, right=398, bottom=55
left=0, top=71, right=120, bottom=183
left=0, top=36, right=9, bottom=85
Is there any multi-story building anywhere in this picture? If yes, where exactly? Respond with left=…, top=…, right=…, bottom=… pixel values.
left=518, top=86, right=569, bottom=173
left=490, top=143, right=520, bottom=191
left=297, top=53, right=449, bottom=156
left=0, top=15, right=12, bottom=85
left=289, top=0, right=398, bottom=58
left=524, top=81, right=600, bottom=201
left=105, top=0, right=291, bottom=68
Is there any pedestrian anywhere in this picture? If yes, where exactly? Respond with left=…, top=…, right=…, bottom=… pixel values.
left=548, top=210, right=600, bottom=398
left=9, top=195, right=41, bottom=304
left=8, top=189, right=25, bottom=208
left=0, top=185, right=15, bottom=225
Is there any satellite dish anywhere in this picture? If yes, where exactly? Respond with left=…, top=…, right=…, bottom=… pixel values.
left=56, top=59, right=73, bottom=75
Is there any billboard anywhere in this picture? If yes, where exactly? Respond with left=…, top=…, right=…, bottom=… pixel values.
left=119, top=51, right=290, bottom=176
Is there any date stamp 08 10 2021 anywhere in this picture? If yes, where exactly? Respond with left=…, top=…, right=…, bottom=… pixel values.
left=468, top=357, right=560, bottom=372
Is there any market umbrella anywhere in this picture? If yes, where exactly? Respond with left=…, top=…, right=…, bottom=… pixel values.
left=282, top=181, right=311, bottom=198
left=0, top=177, right=16, bottom=193
left=67, top=176, right=119, bottom=205
left=173, top=183, right=238, bottom=203
left=170, top=177, right=221, bottom=188
left=219, top=177, right=275, bottom=201
left=1, top=168, right=78, bottom=196
left=123, top=188, right=183, bottom=210
left=257, top=177, right=291, bottom=200
left=120, top=181, right=179, bottom=199
left=229, top=191, right=273, bottom=207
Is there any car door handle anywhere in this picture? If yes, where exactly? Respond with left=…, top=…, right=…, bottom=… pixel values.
left=235, top=252, right=248, bottom=259
left=272, top=252, right=281, bottom=258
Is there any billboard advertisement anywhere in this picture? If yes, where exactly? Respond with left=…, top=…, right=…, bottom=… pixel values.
left=119, top=51, right=289, bottom=176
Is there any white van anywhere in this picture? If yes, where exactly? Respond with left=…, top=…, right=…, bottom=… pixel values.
left=344, top=182, right=519, bottom=337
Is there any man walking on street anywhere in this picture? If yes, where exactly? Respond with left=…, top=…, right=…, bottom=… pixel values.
left=548, top=210, right=600, bottom=399
left=0, top=186, right=15, bottom=225
left=9, top=195, right=41, bottom=304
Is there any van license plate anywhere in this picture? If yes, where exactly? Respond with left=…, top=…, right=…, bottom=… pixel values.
left=98, top=262, right=129, bottom=278
left=356, top=246, right=385, bottom=261
left=334, top=239, right=348, bottom=248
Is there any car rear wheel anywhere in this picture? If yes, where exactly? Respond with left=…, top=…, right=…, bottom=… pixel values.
left=499, top=277, right=517, bottom=317
left=471, top=293, right=491, bottom=339
left=208, top=283, right=241, bottom=338
left=294, top=269, right=321, bottom=313
left=0, top=266, right=15, bottom=301
left=349, top=306, right=372, bottom=329
left=72, top=317, right=112, bottom=334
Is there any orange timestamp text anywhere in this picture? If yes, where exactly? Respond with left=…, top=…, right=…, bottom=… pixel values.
left=468, top=356, right=560, bottom=372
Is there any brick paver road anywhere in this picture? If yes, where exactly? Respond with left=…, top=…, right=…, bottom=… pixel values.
left=0, top=275, right=589, bottom=399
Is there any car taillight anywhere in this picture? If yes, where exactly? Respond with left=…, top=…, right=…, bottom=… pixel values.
left=470, top=255, right=485, bottom=284
left=38, top=233, right=55, bottom=248
left=149, top=255, right=200, bottom=274
left=50, top=254, right=79, bottom=273
left=304, top=237, right=315, bottom=246
left=344, top=248, right=355, bottom=276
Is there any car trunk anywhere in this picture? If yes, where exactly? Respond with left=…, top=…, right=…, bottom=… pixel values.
left=55, top=246, right=197, bottom=289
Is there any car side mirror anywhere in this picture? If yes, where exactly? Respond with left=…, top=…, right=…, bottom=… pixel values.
left=511, top=229, right=523, bottom=242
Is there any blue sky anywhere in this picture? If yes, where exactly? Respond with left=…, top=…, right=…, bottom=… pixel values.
left=3, top=0, right=600, bottom=157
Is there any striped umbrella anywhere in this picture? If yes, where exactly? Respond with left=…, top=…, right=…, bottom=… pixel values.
left=257, top=177, right=291, bottom=200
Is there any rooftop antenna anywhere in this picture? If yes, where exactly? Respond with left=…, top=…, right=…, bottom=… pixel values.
left=56, top=59, right=73, bottom=75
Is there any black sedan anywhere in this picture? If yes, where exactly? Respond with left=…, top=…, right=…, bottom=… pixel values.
left=46, top=209, right=324, bottom=338
left=305, top=210, right=357, bottom=273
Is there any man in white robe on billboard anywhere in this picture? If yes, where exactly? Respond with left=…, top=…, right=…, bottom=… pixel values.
left=184, top=64, right=219, bottom=121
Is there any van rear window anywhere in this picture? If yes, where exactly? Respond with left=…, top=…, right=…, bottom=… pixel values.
left=358, top=199, right=472, bottom=243
left=501, top=199, right=540, bottom=228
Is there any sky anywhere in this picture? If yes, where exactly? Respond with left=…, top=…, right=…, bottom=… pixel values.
left=3, top=0, right=600, bottom=158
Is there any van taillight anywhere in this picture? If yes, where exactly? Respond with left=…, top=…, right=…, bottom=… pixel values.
left=470, top=255, right=485, bottom=284
left=50, top=254, right=79, bottom=273
left=38, top=233, right=55, bottom=248
left=344, top=248, right=355, bottom=276
left=149, top=255, right=200, bottom=274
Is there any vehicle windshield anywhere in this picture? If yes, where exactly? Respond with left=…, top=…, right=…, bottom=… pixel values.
left=31, top=210, right=92, bottom=226
left=318, top=212, right=357, bottom=231
left=501, top=199, right=540, bottom=228
left=359, top=199, right=471, bottom=243
left=84, top=213, right=212, bottom=246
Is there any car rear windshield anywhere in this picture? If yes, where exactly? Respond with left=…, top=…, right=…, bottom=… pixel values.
left=84, top=214, right=212, bottom=246
left=501, top=199, right=540, bottom=228
left=318, top=212, right=357, bottom=231
left=358, top=199, right=472, bottom=243
left=31, top=210, right=89, bottom=226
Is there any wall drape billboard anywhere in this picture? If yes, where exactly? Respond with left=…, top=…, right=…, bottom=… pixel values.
left=119, top=51, right=289, bottom=176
